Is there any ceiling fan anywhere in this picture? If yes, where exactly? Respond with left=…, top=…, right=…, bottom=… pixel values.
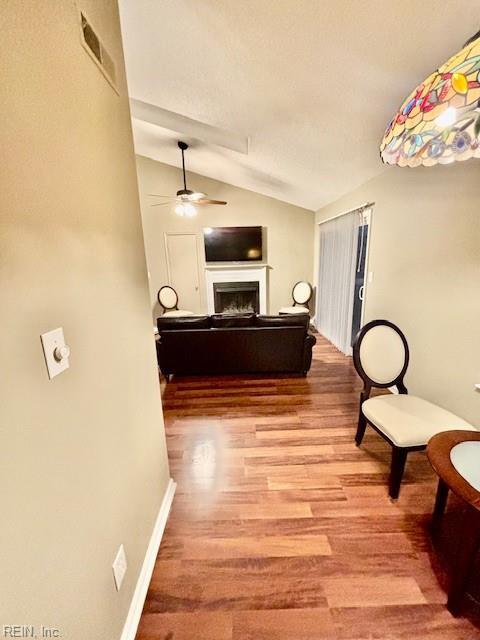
left=148, top=141, right=227, bottom=217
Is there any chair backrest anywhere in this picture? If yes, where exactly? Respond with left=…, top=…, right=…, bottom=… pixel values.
left=292, top=281, right=312, bottom=305
left=353, top=319, right=409, bottom=392
left=158, top=285, right=178, bottom=310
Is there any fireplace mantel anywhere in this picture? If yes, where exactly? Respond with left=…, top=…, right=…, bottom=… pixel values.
left=205, top=263, right=269, bottom=270
left=205, top=264, right=268, bottom=314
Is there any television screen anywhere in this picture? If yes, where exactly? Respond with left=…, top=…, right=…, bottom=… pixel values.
left=203, top=226, right=263, bottom=262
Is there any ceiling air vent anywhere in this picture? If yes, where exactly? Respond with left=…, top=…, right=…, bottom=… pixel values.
left=80, top=12, right=118, bottom=93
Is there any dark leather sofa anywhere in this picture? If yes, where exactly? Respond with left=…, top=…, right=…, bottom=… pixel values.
left=156, top=313, right=316, bottom=378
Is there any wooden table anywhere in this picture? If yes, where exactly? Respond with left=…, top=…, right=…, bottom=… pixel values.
left=427, top=429, right=480, bottom=616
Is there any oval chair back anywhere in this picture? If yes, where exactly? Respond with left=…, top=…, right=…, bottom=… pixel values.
left=292, top=281, right=313, bottom=306
left=353, top=319, right=409, bottom=397
left=158, top=286, right=179, bottom=312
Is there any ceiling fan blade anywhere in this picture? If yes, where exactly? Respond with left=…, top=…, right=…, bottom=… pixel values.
left=196, top=198, right=227, bottom=205
left=147, top=194, right=173, bottom=198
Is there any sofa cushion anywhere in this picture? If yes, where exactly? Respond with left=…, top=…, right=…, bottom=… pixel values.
left=157, top=315, right=210, bottom=331
left=210, top=313, right=256, bottom=328
left=256, top=314, right=309, bottom=330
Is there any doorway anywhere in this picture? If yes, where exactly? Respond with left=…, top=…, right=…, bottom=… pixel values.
left=316, top=204, right=373, bottom=355
left=164, top=233, right=202, bottom=313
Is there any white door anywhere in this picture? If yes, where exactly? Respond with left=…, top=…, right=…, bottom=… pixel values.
left=165, top=233, right=201, bottom=313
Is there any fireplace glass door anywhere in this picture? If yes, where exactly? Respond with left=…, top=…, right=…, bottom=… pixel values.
left=213, top=281, right=260, bottom=314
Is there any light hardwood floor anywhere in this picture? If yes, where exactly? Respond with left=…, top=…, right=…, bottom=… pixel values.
left=136, top=336, right=479, bottom=639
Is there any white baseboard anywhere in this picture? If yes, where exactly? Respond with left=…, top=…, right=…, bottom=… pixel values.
left=120, top=478, right=176, bottom=640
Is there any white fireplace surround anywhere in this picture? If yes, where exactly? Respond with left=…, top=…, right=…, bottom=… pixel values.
left=205, top=264, right=268, bottom=315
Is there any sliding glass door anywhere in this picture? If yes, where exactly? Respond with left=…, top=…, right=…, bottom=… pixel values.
left=351, top=211, right=371, bottom=347
left=316, top=206, right=372, bottom=355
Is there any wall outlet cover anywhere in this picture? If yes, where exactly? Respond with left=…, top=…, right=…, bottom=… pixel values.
left=112, top=544, right=127, bottom=591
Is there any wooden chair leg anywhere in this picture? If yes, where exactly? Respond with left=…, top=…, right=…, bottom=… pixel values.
left=355, top=411, right=367, bottom=447
left=389, top=447, right=408, bottom=499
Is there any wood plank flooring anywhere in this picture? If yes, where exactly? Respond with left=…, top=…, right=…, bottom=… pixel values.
left=136, top=336, right=479, bottom=639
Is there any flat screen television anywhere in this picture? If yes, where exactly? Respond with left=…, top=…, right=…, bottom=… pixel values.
left=203, top=226, right=263, bottom=262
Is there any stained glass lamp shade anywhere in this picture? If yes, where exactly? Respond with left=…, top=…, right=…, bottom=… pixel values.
left=380, top=30, right=480, bottom=167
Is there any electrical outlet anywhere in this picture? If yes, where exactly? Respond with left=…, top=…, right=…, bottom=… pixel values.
left=112, top=544, right=127, bottom=591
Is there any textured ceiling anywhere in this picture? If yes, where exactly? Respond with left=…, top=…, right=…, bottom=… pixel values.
left=118, top=0, right=479, bottom=210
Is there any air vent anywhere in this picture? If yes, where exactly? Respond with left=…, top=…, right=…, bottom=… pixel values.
left=80, top=12, right=118, bottom=92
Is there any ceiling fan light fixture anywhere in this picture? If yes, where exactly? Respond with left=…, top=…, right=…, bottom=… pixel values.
left=184, top=203, right=197, bottom=217
left=175, top=202, right=197, bottom=217
left=149, top=141, right=227, bottom=210
left=176, top=189, right=194, bottom=198
left=190, top=191, right=206, bottom=201
left=175, top=189, right=205, bottom=202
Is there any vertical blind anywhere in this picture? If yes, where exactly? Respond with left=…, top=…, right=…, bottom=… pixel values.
left=316, top=210, right=360, bottom=355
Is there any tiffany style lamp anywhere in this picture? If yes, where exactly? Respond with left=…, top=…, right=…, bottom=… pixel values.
left=380, top=30, right=480, bottom=167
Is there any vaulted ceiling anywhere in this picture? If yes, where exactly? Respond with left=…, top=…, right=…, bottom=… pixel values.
left=119, top=0, right=479, bottom=210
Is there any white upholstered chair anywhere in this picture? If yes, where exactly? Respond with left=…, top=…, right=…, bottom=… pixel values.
left=157, top=286, right=194, bottom=318
left=353, top=319, right=476, bottom=499
left=279, top=281, right=313, bottom=315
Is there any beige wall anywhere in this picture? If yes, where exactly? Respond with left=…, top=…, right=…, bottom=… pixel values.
left=0, top=2, right=170, bottom=638
left=136, top=155, right=315, bottom=317
left=314, top=162, right=480, bottom=427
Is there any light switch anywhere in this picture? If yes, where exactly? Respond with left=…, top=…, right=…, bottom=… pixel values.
left=41, top=327, right=70, bottom=379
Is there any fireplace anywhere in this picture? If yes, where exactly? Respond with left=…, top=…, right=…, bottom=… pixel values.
left=205, top=264, right=267, bottom=315
left=213, top=281, right=260, bottom=314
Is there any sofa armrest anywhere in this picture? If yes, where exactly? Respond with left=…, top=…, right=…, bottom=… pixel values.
left=302, top=333, right=316, bottom=375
